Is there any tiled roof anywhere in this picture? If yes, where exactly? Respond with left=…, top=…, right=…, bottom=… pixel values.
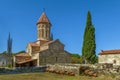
left=35, top=40, right=49, bottom=46
left=15, top=53, right=30, bottom=57
left=41, top=40, right=56, bottom=46
left=29, top=42, right=39, bottom=47
left=37, top=12, right=51, bottom=25
left=16, top=59, right=37, bottom=64
left=99, top=49, right=120, bottom=55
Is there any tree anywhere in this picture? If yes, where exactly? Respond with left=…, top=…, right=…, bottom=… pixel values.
left=7, top=33, right=13, bottom=67
left=7, top=33, right=12, bottom=56
left=13, top=50, right=26, bottom=56
left=82, top=11, right=97, bottom=64
left=71, top=54, right=82, bottom=63
left=2, top=51, right=7, bottom=54
left=71, top=54, right=80, bottom=58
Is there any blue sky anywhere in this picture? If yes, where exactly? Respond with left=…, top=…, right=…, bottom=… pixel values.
left=0, top=0, right=120, bottom=55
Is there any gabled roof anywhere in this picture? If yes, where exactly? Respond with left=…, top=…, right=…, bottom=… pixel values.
left=99, top=49, right=120, bottom=55
left=41, top=39, right=64, bottom=46
left=37, top=12, right=51, bottom=25
left=29, top=42, right=40, bottom=47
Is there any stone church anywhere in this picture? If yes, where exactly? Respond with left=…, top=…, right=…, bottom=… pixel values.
left=13, top=12, right=71, bottom=67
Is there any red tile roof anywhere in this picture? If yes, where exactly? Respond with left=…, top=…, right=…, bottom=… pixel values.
left=41, top=40, right=56, bottom=46
left=15, top=53, right=30, bottom=57
left=99, top=49, right=120, bottom=55
left=29, top=42, right=39, bottom=47
left=16, top=59, right=37, bottom=64
left=37, top=12, right=51, bottom=25
left=41, top=39, right=64, bottom=46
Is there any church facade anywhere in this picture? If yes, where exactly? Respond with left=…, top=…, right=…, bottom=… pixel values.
left=13, top=12, right=71, bottom=67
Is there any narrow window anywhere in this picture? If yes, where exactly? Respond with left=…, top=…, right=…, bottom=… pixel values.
left=38, top=30, right=40, bottom=38
left=46, top=29, right=47, bottom=38
left=56, top=57, right=58, bottom=62
left=42, top=29, right=44, bottom=38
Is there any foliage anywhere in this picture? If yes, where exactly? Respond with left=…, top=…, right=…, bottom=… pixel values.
left=7, top=33, right=13, bottom=67
left=16, top=50, right=26, bottom=54
left=71, top=54, right=82, bottom=63
left=13, top=50, right=26, bottom=56
left=7, top=33, right=12, bottom=56
left=82, top=11, right=97, bottom=64
left=6, top=63, right=12, bottom=68
left=0, top=51, right=7, bottom=55
left=2, top=51, right=7, bottom=54
left=71, top=54, right=80, bottom=58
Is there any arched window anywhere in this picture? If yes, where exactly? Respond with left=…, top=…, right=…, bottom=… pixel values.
left=38, top=30, right=40, bottom=38
left=42, top=29, right=44, bottom=38
left=46, top=29, right=47, bottom=38
left=40, top=29, right=42, bottom=37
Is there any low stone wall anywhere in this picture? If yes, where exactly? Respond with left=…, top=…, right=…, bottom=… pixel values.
left=46, top=64, right=90, bottom=76
left=90, top=63, right=120, bottom=75
left=1, top=63, right=120, bottom=76
left=0, top=66, right=46, bottom=74
left=46, top=63, right=120, bottom=76
left=15, top=66, right=46, bottom=73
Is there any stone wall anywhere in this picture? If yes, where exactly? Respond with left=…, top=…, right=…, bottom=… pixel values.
left=0, top=66, right=46, bottom=74
left=39, top=49, right=71, bottom=65
left=1, top=63, right=120, bottom=77
left=46, top=64, right=90, bottom=76
left=46, top=63, right=120, bottom=76
left=90, top=63, right=120, bottom=75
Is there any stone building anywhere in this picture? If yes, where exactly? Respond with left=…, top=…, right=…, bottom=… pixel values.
left=13, top=12, right=71, bottom=67
left=0, top=54, right=9, bottom=67
left=98, top=49, right=120, bottom=65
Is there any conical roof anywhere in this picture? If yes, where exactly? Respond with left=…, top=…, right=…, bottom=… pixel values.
left=37, top=12, right=51, bottom=25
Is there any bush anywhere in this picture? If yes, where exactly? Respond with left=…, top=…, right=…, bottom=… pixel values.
left=6, top=63, right=12, bottom=68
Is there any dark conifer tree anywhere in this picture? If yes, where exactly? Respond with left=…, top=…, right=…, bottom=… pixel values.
left=7, top=33, right=13, bottom=67
left=82, top=11, right=96, bottom=64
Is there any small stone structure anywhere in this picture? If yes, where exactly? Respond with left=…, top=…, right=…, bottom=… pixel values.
left=99, top=49, right=120, bottom=65
left=0, top=54, right=9, bottom=67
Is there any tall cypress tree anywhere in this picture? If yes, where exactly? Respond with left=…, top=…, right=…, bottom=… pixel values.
left=82, top=11, right=96, bottom=64
left=7, top=33, right=13, bottom=67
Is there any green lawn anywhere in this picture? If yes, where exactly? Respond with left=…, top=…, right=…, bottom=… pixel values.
left=0, top=72, right=115, bottom=80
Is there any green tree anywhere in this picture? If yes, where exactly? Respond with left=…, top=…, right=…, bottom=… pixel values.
left=71, top=54, right=80, bottom=58
left=82, top=11, right=97, bottom=64
left=13, top=50, right=26, bottom=56
left=71, top=54, right=83, bottom=63
left=2, top=51, right=7, bottom=54
left=7, top=33, right=13, bottom=67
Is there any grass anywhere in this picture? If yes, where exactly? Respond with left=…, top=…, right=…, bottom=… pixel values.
left=0, top=72, right=116, bottom=80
